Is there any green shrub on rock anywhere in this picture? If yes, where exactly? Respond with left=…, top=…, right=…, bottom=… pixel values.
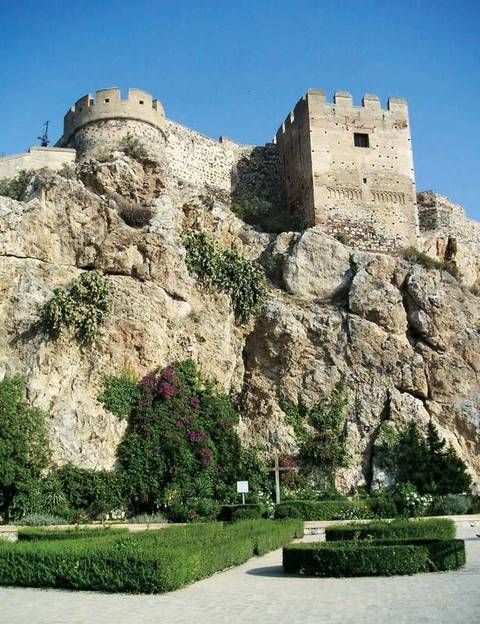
left=40, top=271, right=111, bottom=343
left=281, top=380, right=349, bottom=488
left=98, top=371, right=140, bottom=419
left=0, top=170, right=31, bottom=201
left=184, top=232, right=267, bottom=323
left=118, top=133, right=151, bottom=161
left=401, top=246, right=459, bottom=279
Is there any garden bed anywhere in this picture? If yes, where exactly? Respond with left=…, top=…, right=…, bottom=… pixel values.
left=0, top=519, right=302, bottom=593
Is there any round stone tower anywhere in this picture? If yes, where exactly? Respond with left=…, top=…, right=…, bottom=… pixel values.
left=60, top=88, right=166, bottom=160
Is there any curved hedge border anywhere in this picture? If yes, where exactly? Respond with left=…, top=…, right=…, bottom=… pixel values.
left=274, top=499, right=369, bottom=521
left=325, top=518, right=455, bottom=542
left=283, top=538, right=465, bottom=577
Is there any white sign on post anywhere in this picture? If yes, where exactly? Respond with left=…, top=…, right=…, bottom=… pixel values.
left=236, top=480, right=249, bottom=505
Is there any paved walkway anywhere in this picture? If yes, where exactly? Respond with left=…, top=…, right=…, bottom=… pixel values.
left=1, top=521, right=479, bottom=623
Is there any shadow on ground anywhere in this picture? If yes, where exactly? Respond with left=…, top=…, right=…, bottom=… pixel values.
left=246, top=565, right=290, bottom=578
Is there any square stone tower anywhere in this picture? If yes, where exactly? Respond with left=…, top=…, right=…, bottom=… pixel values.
left=275, top=89, right=419, bottom=251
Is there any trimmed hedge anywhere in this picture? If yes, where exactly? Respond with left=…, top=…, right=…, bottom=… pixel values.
left=0, top=520, right=302, bottom=593
left=219, top=504, right=265, bottom=522
left=274, top=499, right=368, bottom=521
left=18, top=527, right=129, bottom=542
left=283, top=538, right=465, bottom=577
left=325, top=518, right=455, bottom=542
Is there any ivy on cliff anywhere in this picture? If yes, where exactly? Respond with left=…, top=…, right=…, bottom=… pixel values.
left=184, top=232, right=267, bottom=323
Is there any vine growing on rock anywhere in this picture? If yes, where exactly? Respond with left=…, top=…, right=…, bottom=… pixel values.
left=98, top=371, right=140, bottom=419
left=281, top=380, right=349, bottom=489
left=184, top=232, right=267, bottom=323
left=40, top=271, right=111, bottom=343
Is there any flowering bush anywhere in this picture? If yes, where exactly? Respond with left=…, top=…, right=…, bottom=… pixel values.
left=398, top=483, right=433, bottom=517
left=115, top=360, right=269, bottom=519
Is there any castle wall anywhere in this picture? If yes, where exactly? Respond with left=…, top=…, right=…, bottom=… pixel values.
left=67, top=119, right=166, bottom=161
left=164, top=120, right=246, bottom=195
left=60, top=86, right=284, bottom=206
left=164, top=120, right=283, bottom=204
left=418, top=191, right=480, bottom=244
left=276, top=89, right=419, bottom=250
left=275, top=96, right=314, bottom=225
left=0, top=147, right=76, bottom=179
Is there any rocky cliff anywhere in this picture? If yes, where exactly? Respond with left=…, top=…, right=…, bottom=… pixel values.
left=0, top=155, right=479, bottom=491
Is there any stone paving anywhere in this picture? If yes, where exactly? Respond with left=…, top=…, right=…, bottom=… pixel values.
left=1, top=521, right=479, bottom=624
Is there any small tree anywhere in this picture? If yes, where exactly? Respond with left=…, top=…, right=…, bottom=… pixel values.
left=0, top=376, right=51, bottom=519
left=377, top=419, right=471, bottom=495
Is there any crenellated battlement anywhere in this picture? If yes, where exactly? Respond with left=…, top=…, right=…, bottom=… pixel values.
left=275, top=89, right=408, bottom=140
left=62, top=88, right=165, bottom=144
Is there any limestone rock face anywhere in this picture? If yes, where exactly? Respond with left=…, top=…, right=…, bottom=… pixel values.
left=0, top=159, right=479, bottom=490
left=283, top=227, right=353, bottom=300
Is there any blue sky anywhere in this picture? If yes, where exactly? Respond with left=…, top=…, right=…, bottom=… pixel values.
left=1, top=0, right=479, bottom=218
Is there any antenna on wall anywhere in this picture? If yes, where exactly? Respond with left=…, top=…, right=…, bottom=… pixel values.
left=38, top=121, right=50, bottom=147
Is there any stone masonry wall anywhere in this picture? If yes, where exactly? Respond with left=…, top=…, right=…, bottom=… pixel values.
left=275, top=96, right=314, bottom=224
left=275, top=89, right=419, bottom=251
left=66, top=119, right=167, bottom=161
left=0, top=147, right=76, bottom=179
left=164, top=120, right=283, bottom=204
left=418, top=191, right=480, bottom=244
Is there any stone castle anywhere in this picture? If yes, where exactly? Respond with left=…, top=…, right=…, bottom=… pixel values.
left=1, top=86, right=480, bottom=490
left=1, top=86, right=478, bottom=253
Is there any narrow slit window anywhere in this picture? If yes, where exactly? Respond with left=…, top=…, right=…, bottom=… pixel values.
left=354, top=133, right=369, bottom=148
